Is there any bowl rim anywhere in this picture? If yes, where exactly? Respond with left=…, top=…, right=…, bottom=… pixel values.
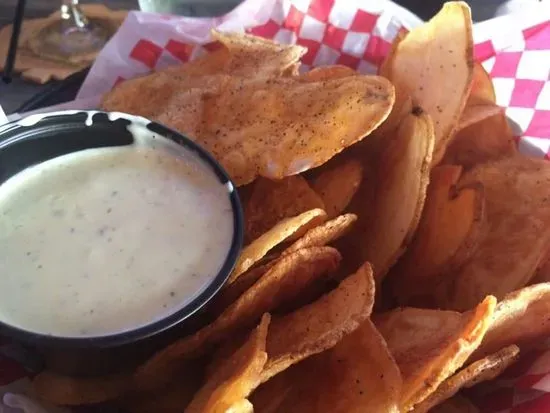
left=0, top=109, right=244, bottom=348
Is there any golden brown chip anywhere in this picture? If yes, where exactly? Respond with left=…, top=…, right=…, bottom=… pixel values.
left=457, top=103, right=504, bottom=132
left=262, top=261, right=375, bottom=381
left=185, top=313, right=270, bottom=413
left=472, top=283, right=550, bottom=361
left=135, top=247, right=341, bottom=390
left=244, top=176, right=325, bottom=243
left=299, top=65, right=357, bottom=82
left=254, top=319, right=402, bottom=413
left=468, top=61, right=496, bottom=105
left=380, top=2, right=474, bottom=165
left=342, top=105, right=434, bottom=282
left=230, top=209, right=327, bottom=283
left=374, top=296, right=496, bottom=411
left=32, top=371, right=131, bottom=405
left=413, top=345, right=519, bottom=413
left=438, top=156, right=550, bottom=311
left=388, top=165, right=484, bottom=307
left=428, top=394, right=480, bottom=413
left=442, top=110, right=516, bottom=170
left=308, top=159, right=364, bottom=218
left=211, top=30, right=306, bottom=78
left=282, top=213, right=357, bottom=256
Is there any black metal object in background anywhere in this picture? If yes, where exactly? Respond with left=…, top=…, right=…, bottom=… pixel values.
left=2, top=0, right=26, bottom=83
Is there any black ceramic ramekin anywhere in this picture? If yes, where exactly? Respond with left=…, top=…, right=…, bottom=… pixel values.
left=0, top=110, right=243, bottom=376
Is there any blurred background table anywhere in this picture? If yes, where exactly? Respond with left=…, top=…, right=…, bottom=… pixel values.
left=0, top=0, right=539, bottom=114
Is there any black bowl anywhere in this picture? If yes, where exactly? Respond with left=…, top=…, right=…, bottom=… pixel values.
left=0, top=110, right=243, bottom=376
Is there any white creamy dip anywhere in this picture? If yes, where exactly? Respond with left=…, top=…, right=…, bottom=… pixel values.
left=0, top=136, right=234, bottom=337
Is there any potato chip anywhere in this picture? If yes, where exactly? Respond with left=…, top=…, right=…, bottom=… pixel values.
left=468, top=61, right=496, bottom=105
left=32, top=371, right=131, bottom=405
left=308, top=159, right=363, bottom=218
left=342, top=106, right=434, bottom=281
left=457, top=103, right=504, bottom=132
left=429, top=394, right=480, bottom=413
left=254, top=319, right=402, bottom=413
left=442, top=110, right=516, bottom=170
left=282, top=213, right=357, bottom=256
left=230, top=209, right=327, bottom=283
left=374, top=296, right=496, bottom=411
left=211, top=30, right=306, bottom=78
left=439, top=156, right=550, bottom=311
left=135, top=247, right=341, bottom=390
left=299, top=65, right=357, bottom=82
left=185, top=313, right=270, bottom=413
left=472, top=283, right=550, bottom=361
left=413, top=345, right=519, bottom=413
left=380, top=1, right=474, bottom=165
left=388, top=165, right=484, bottom=307
left=244, top=176, right=325, bottom=243
left=261, top=262, right=375, bottom=381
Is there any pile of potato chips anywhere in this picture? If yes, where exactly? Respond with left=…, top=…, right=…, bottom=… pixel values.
left=32, top=1, right=550, bottom=412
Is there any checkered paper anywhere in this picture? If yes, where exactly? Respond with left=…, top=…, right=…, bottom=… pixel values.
left=2, top=1, right=550, bottom=412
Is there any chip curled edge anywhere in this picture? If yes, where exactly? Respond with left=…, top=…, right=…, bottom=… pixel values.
left=374, top=296, right=496, bottom=411
left=380, top=1, right=474, bottom=165
left=134, top=246, right=341, bottom=391
left=229, top=208, right=327, bottom=284
left=261, top=261, right=375, bottom=382
left=412, top=345, right=519, bottom=413
left=253, top=318, right=402, bottom=413
left=184, top=313, right=270, bottom=413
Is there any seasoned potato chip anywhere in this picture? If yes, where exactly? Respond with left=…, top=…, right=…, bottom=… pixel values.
left=380, top=2, right=474, bottom=164
left=33, top=371, right=131, bottom=405
left=429, top=394, right=480, bottom=413
left=282, top=213, right=357, bottom=256
left=388, top=165, right=484, bottom=306
left=439, top=156, right=550, bottom=310
left=255, top=319, right=402, bottom=413
left=309, top=159, right=363, bottom=218
left=244, top=176, right=325, bottom=243
left=413, top=345, right=519, bottom=413
left=374, top=296, right=496, bottom=411
left=442, top=110, right=516, bottom=169
left=185, top=313, right=270, bottom=413
left=468, top=61, right=496, bottom=105
left=262, top=262, right=375, bottom=381
left=472, top=283, right=550, bottom=361
left=230, top=209, right=327, bottom=283
left=299, top=65, right=357, bottom=82
left=211, top=30, right=306, bottom=78
left=457, top=103, right=503, bottom=132
left=135, top=247, right=341, bottom=390
left=343, top=106, right=434, bottom=281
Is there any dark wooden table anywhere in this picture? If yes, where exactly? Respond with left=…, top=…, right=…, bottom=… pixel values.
left=0, top=0, right=527, bottom=115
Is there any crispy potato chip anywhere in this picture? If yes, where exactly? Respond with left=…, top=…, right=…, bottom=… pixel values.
left=282, top=213, right=357, bottom=256
left=413, top=345, right=519, bottom=413
left=33, top=371, right=131, bottom=405
left=254, top=319, right=402, bottom=413
left=343, top=106, right=434, bottom=281
left=185, top=313, right=270, bottom=413
left=244, top=176, right=325, bottom=243
left=472, top=283, right=550, bottom=361
left=468, top=61, right=496, bottom=105
left=299, top=65, right=357, bottom=82
left=380, top=2, right=474, bottom=165
left=429, top=394, right=480, bottom=413
left=230, top=209, right=327, bottom=283
left=308, top=159, right=363, bottom=218
left=388, top=165, right=484, bottom=307
left=209, top=261, right=278, bottom=318
left=211, top=30, right=306, bottom=78
left=374, top=296, right=496, bottom=411
left=261, top=262, right=375, bottom=382
left=442, top=110, right=516, bottom=169
left=439, top=156, right=550, bottom=311
left=457, top=103, right=504, bottom=132
left=135, top=247, right=341, bottom=390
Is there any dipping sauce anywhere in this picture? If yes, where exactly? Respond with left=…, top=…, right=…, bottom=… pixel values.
left=0, top=136, right=234, bottom=337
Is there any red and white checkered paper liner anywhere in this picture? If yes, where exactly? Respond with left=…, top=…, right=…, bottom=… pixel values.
left=3, top=1, right=550, bottom=412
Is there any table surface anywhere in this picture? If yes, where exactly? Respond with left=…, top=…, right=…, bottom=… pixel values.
left=0, top=0, right=533, bottom=114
